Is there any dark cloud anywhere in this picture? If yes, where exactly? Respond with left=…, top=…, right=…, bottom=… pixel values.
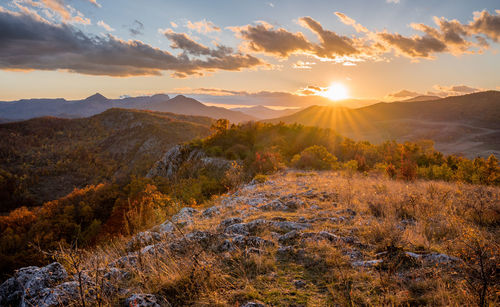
left=435, top=85, right=479, bottom=94
left=299, top=17, right=360, bottom=57
left=233, top=17, right=363, bottom=61
left=163, top=29, right=233, bottom=58
left=0, top=10, right=264, bottom=77
left=411, top=18, right=470, bottom=54
left=236, top=23, right=312, bottom=57
left=129, top=20, right=144, bottom=36
left=388, top=89, right=420, bottom=98
left=469, top=10, right=500, bottom=42
left=233, top=10, right=499, bottom=63
left=376, top=10, right=500, bottom=58
left=377, top=32, right=447, bottom=58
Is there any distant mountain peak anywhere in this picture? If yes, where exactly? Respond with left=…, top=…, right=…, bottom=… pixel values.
left=85, top=93, right=107, bottom=101
left=151, top=94, right=169, bottom=99
left=171, top=94, right=187, bottom=100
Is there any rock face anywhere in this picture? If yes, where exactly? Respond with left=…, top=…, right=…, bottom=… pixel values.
left=147, top=145, right=231, bottom=179
left=0, top=262, right=68, bottom=307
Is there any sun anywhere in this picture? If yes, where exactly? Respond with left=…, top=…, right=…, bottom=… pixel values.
left=322, top=83, right=349, bottom=101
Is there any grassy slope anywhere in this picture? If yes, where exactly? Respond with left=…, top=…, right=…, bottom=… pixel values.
left=73, top=170, right=499, bottom=306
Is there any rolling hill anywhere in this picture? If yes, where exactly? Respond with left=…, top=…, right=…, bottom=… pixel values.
left=0, top=108, right=213, bottom=212
left=0, top=94, right=255, bottom=123
left=266, top=91, right=500, bottom=157
left=230, top=105, right=299, bottom=119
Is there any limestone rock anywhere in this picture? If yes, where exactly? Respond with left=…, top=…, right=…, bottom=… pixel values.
left=0, top=262, right=69, bottom=307
left=124, top=293, right=161, bottom=307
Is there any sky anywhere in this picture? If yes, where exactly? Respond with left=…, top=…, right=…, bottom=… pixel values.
left=0, top=0, right=499, bottom=107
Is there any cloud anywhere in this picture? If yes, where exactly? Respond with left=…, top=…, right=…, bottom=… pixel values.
left=469, top=10, right=500, bottom=42
left=387, top=89, right=421, bottom=98
left=377, top=10, right=500, bottom=59
left=434, top=84, right=480, bottom=95
left=377, top=31, right=447, bottom=58
left=0, top=10, right=264, bottom=77
left=386, top=85, right=482, bottom=100
left=129, top=20, right=144, bottom=36
left=17, top=0, right=91, bottom=24
left=233, top=15, right=379, bottom=65
left=232, top=22, right=313, bottom=57
left=97, top=20, right=114, bottom=31
left=334, top=12, right=368, bottom=33
left=299, top=16, right=360, bottom=57
left=186, top=19, right=220, bottom=33
left=177, top=87, right=334, bottom=107
left=386, top=0, right=400, bottom=3
left=87, top=0, right=101, bottom=8
left=162, top=29, right=233, bottom=58
left=176, top=88, right=249, bottom=96
left=233, top=10, right=499, bottom=65
left=293, top=60, right=315, bottom=69
left=170, top=21, right=178, bottom=28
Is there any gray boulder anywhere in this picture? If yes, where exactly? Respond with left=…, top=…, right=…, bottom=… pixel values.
left=126, top=231, right=162, bottom=252
left=217, top=217, right=243, bottom=232
left=0, top=262, right=69, bottom=307
left=124, top=293, right=161, bottom=307
left=202, top=206, right=220, bottom=218
left=232, top=235, right=275, bottom=249
left=172, top=207, right=198, bottom=225
left=258, top=200, right=289, bottom=211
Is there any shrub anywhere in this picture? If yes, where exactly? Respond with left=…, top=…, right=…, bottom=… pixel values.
left=253, top=174, right=269, bottom=183
left=251, top=151, right=284, bottom=174
left=343, top=160, right=358, bottom=175
left=291, top=145, right=338, bottom=170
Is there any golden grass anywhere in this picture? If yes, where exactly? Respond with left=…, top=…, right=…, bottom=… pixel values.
left=57, top=170, right=499, bottom=306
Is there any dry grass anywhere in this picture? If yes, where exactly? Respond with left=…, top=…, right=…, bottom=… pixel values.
left=58, top=170, right=499, bottom=306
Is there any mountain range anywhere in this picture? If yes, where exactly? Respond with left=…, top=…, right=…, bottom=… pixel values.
left=1, top=90, right=499, bottom=157
left=0, top=93, right=255, bottom=123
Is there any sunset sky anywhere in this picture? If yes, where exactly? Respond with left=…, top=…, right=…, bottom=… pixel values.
left=0, top=0, right=499, bottom=107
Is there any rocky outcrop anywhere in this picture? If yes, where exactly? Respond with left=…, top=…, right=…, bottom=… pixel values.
left=0, top=261, right=135, bottom=307
left=0, top=262, right=68, bottom=307
left=147, top=145, right=231, bottom=179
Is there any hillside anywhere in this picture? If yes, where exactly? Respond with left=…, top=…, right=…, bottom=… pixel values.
left=402, top=95, right=441, bottom=102
left=0, top=108, right=212, bottom=212
left=266, top=91, right=500, bottom=157
left=0, top=94, right=255, bottom=123
left=231, top=105, right=300, bottom=119
left=1, top=170, right=497, bottom=306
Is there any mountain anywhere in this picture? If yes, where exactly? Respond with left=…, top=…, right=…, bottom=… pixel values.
left=0, top=94, right=255, bottom=123
left=402, top=95, right=441, bottom=102
left=0, top=108, right=212, bottom=212
left=149, top=95, right=256, bottom=122
left=230, top=105, right=299, bottom=119
left=266, top=91, right=500, bottom=157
